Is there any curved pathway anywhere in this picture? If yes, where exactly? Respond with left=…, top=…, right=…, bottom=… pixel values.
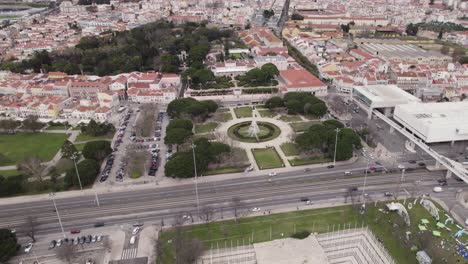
left=218, top=107, right=295, bottom=170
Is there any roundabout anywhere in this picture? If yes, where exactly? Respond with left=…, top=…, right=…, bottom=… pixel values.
left=227, top=121, right=281, bottom=143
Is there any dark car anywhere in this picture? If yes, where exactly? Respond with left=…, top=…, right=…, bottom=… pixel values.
left=408, top=160, right=416, bottom=164
left=86, top=235, right=92, bottom=243
left=300, top=197, right=310, bottom=202
left=80, top=236, right=86, bottom=244
left=94, top=222, right=105, bottom=227
left=327, top=165, right=335, bottom=169
left=70, top=229, right=80, bottom=234
left=49, top=240, right=56, bottom=249
left=384, top=192, right=393, bottom=197
left=418, top=162, right=426, bottom=167
left=349, top=187, right=358, bottom=192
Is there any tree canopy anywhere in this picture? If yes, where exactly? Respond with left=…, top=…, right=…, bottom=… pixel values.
left=80, top=120, right=115, bottom=137
left=291, top=13, right=304, bottom=20
left=167, top=98, right=218, bottom=119
left=82, top=140, right=112, bottom=161
left=2, top=21, right=233, bottom=76
left=61, top=140, right=78, bottom=160
left=64, top=159, right=100, bottom=188
left=283, top=92, right=327, bottom=116
left=0, top=228, right=19, bottom=263
left=165, top=138, right=230, bottom=178
left=295, top=124, right=361, bottom=161
left=265, top=96, right=284, bottom=109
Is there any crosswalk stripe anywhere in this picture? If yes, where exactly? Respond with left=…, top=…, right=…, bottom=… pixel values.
left=121, top=248, right=138, bottom=259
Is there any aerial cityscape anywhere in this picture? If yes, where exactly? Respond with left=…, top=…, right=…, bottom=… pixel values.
left=0, top=0, right=467, bottom=263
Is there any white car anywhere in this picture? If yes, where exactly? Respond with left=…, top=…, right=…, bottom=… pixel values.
left=132, top=227, right=140, bottom=235
left=24, top=243, right=33, bottom=253
left=433, top=186, right=443, bottom=193
left=268, top=172, right=277, bottom=177
left=251, top=207, right=261, bottom=212
left=56, top=239, right=62, bottom=247
left=398, top=164, right=405, bottom=170
left=305, top=200, right=313, bottom=205
left=182, top=214, right=191, bottom=219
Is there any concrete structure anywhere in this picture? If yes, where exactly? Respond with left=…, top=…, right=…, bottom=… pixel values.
left=353, top=85, right=421, bottom=118
left=393, top=101, right=468, bottom=143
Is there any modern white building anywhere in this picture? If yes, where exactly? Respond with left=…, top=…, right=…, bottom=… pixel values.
left=393, top=101, right=468, bottom=143
left=353, top=85, right=421, bottom=118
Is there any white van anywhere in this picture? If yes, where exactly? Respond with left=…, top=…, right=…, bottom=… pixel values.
left=130, top=235, right=137, bottom=245
left=344, top=171, right=352, bottom=176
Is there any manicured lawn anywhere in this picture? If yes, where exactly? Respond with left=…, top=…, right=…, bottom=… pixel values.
left=75, top=143, right=85, bottom=152
left=289, top=156, right=331, bottom=166
left=206, top=166, right=245, bottom=175
left=45, top=125, right=68, bottom=130
left=0, top=169, right=22, bottom=178
left=234, top=107, right=253, bottom=118
left=280, top=143, right=300, bottom=157
left=258, top=109, right=277, bottom=118
left=290, top=121, right=321, bottom=132
left=252, top=147, right=284, bottom=169
left=159, top=200, right=465, bottom=264
left=223, top=112, right=233, bottom=122
left=193, top=133, right=217, bottom=141
left=0, top=133, right=69, bottom=166
left=279, top=115, right=302, bottom=122
left=75, top=133, right=114, bottom=143
left=195, top=122, right=218, bottom=134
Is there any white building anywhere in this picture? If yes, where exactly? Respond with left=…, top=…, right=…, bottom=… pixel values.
left=394, top=102, right=468, bottom=143
left=353, top=85, right=421, bottom=118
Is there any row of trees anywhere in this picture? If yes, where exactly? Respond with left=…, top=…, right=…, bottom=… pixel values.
left=167, top=98, right=218, bottom=121
left=80, top=119, right=115, bottom=137
left=0, top=228, right=19, bottom=262
left=295, top=120, right=361, bottom=161
left=1, top=21, right=233, bottom=76
left=265, top=92, right=328, bottom=117
left=165, top=138, right=230, bottom=178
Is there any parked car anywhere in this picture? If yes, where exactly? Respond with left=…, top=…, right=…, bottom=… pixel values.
left=24, top=243, right=33, bottom=253
left=132, top=227, right=140, bottom=235
left=384, top=192, right=393, bottom=197
left=70, top=229, right=80, bottom=234
left=251, top=207, right=261, bottom=212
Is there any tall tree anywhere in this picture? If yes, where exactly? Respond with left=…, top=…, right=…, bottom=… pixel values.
left=64, top=159, right=100, bottom=188
left=82, top=140, right=112, bottom=161
left=22, top=115, right=43, bottom=133
left=61, top=140, right=78, bottom=159
left=0, top=228, right=19, bottom=262
left=23, top=216, right=39, bottom=242
left=18, top=156, right=46, bottom=182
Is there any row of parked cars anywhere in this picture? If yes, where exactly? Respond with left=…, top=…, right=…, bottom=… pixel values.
left=48, top=235, right=103, bottom=249
left=116, top=166, right=125, bottom=182
left=114, top=110, right=132, bottom=150
left=99, top=154, right=115, bottom=182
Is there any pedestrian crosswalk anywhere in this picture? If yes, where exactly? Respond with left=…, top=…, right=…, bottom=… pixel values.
left=121, top=247, right=138, bottom=259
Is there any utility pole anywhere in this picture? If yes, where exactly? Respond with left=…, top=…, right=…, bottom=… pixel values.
left=362, top=158, right=370, bottom=201
left=333, top=128, right=340, bottom=166
left=71, top=153, right=83, bottom=191
left=94, top=191, right=100, bottom=207
left=50, top=193, right=66, bottom=238
left=191, top=143, right=200, bottom=217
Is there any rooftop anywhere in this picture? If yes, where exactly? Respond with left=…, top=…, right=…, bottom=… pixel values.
left=395, top=101, right=468, bottom=127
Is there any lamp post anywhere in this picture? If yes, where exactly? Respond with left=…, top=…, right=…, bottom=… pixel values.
left=191, top=143, right=200, bottom=217
left=333, top=128, right=340, bottom=166
left=49, top=193, right=66, bottom=238
left=71, top=153, right=83, bottom=191
left=362, top=158, right=370, bottom=201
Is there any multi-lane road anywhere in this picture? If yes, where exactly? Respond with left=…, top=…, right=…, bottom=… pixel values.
left=0, top=164, right=451, bottom=240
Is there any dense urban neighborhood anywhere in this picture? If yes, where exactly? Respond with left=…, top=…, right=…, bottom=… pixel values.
left=0, top=0, right=468, bottom=264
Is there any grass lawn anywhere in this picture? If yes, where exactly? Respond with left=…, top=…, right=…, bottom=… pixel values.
left=75, top=133, right=114, bottom=143
left=223, top=112, right=233, bottom=122
left=72, top=126, right=83, bottom=131
left=195, top=122, right=218, bottom=134
left=0, top=133, right=69, bottom=166
left=290, top=121, right=321, bottom=132
left=280, top=143, right=300, bottom=157
left=45, top=125, right=68, bottom=130
left=193, top=133, right=217, bottom=141
left=258, top=109, right=277, bottom=118
left=252, top=147, right=284, bottom=169
left=289, top=156, right=331, bottom=166
left=0, top=169, right=22, bottom=178
left=279, top=115, right=303, bottom=122
left=159, top=200, right=466, bottom=264
left=206, top=166, right=245, bottom=175
left=234, top=107, right=253, bottom=118
left=75, top=143, right=85, bottom=152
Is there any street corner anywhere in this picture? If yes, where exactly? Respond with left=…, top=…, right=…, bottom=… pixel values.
left=107, top=226, right=126, bottom=261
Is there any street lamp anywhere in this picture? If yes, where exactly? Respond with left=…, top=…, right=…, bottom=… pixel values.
left=362, top=158, right=370, bottom=201
left=191, top=143, right=200, bottom=217
left=333, top=128, right=340, bottom=166
left=49, top=193, right=66, bottom=238
left=71, top=152, right=83, bottom=191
